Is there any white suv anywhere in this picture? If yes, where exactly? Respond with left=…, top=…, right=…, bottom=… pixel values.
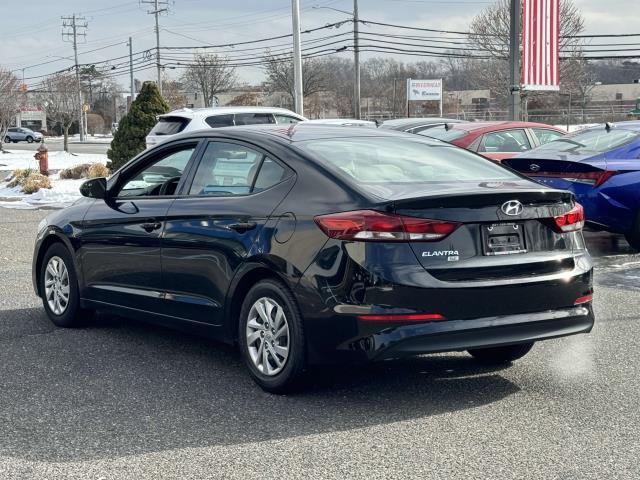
left=146, top=107, right=306, bottom=149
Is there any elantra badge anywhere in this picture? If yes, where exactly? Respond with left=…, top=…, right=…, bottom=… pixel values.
left=501, top=200, right=523, bottom=216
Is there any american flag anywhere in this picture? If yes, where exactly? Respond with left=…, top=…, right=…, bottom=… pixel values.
left=521, top=0, right=560, bottom=91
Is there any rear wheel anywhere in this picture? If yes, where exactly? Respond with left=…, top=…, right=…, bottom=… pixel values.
left=39, top=243, right=92, bottom=327
left=467, top=342, right=534, bottom=364
left=238, top=279, right=306, bottom=393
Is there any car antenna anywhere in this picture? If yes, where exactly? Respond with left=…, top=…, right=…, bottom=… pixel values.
left=605, top=122, right=614, bottom=132
left=444, top=123, right=451, bottom=131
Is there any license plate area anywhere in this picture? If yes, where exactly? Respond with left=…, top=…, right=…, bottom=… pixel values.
left=481, top=223, right=526, bottom=256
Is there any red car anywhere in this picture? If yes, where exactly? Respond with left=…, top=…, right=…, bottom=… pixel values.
left=417, top=121, right=566, bottom=161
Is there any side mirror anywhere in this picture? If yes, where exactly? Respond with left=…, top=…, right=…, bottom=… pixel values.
left=80, top=177, right=108, bottom=199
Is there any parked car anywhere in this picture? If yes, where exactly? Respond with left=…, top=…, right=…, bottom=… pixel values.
left=33, top=125, right=594, bottom=392
left=380, top=117, right=467, bottom=134
left=417, top=121, right=566, bottom=161
left=504, top=121, right=640, bottom=249
left=4, top=127, right=43, bottom=144
left=145, top=107, right=306, bottom=149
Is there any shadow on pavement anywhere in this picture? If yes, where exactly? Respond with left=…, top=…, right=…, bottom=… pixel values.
left=0, top=307, right=520, bottom=463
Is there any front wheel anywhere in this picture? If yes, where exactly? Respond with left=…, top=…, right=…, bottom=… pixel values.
left=238, top=279, right=306, bottom=393
left=4, top=137, right=10, bottom=143
left=467, top=342, right=534, bottom=365
left=39, top=243, right=92, bottom=327
left=26, top=136, right=34, bottom=143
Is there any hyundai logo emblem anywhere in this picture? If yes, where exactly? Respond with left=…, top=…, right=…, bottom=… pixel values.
left=529, top=163, right=541, bottom=172
left=501, top=200, right=524, bottom=216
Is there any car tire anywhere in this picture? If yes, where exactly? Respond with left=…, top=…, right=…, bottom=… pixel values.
left=467, top=342, right=534, bottom=364
left=26, top=136, right=34, bottom=143
left=4, top=136, right=10, bottom=143
left=39, top=243, right=92, bottom=328
left=238, top=279, right=306, bottom=393
left=625, top=213, right=640, bottom=251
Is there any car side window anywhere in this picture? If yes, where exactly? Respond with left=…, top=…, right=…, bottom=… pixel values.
left=533, top=128, right=565, bottom=145
left=234, top=113, right=275, bottom=125
left=205, top=114, right=234, bottom=128
left=117, top=145, right=196, bottom=198
left=480, top=129, right=531, bottom=153
left=273, top=114, right=300, bottom=125
left=188, top=142, right=287, bottom=196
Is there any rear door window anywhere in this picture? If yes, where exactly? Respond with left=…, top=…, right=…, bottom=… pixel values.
left=273, top=114, right=300, bottom=125
left=480, top=129, right=531, bottom=153
left=188, top=142, right=288, bottom=196
left=149, top=117, right=191, bottom=136
left=532, top=128, right=565, bottom=145
left=234, top=113, right=275, bottom=125
left=205, top=114, right=235, bottom=128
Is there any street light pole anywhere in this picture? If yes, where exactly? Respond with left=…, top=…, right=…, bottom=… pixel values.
left=353, top=0, right=361, bottom=119
left=508, top=0, right=521, bottom=121
left=128, top=37, right=135, bottom=106
left=291, top=0, right=304, bottom=116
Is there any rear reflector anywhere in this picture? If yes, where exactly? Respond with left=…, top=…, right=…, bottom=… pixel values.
left=552, top=203, right=585, bottom=233
left=574, top=294, right=593, bottom=305
left=314, top=210, right=460, bottom=242
left=357, top=313, right=445, bottom=322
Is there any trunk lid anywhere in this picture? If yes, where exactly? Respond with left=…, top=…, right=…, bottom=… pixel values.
left=390, top=181, right=578, bottom=282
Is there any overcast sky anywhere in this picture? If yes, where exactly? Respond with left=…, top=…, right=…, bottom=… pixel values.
left=2, top=0, right=638, bottom=88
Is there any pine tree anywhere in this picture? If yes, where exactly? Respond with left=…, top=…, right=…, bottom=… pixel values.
left=107, top=81, right=169, bottom=170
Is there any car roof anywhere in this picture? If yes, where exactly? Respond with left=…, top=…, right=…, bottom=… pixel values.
left=159, top=106, right=306, bottom=120
left=381, top=117, right=465, bottom=129
left=166, top=123, right=444, bottom=145
left=581, top=120, right=640, bottom=132
left=446, top=121, right=564, bottom=132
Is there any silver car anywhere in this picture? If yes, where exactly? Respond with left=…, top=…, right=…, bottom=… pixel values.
left=4, top=127, right=43, bottom=144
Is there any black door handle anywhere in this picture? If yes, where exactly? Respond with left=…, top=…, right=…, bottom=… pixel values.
left=228, top=222, right=257, bottom=233
left=141, top=222, right=162, bottom=232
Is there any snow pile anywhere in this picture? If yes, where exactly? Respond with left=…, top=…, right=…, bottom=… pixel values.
left=0, top=151, right=109, bottom=209
left=0, top=150, right=107, bottom=172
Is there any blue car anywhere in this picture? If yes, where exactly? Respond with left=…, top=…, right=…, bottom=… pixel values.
left=504, top=121, right=640, bottom=249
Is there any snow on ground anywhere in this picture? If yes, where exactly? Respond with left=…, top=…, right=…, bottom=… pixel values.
left=0, top=151, right=108, bottom=210
left=0, top=150, right=107, bottom=172
left=553, top=123, right=599, bottom=133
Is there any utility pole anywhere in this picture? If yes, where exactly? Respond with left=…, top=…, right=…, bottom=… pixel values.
left=141, top=0, right=169, bottom=95
left=128, top=37, right=135, bottom=106
left=61, top=14, right=88, bottom=142
left=508, top=0, right=521, bottom=121
left=353, top=0, right=361, bottom=119
left=291, top=0, right=304, bottom=116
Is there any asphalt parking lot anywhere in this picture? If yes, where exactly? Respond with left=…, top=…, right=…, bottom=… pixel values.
left=0, top=208, right=639, bottom=479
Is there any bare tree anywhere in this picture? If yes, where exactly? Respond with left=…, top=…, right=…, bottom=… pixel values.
left=0, top=68, right=20, bottom=153
left=182, top=54, right=236, bottom=107
left=263, top=51, right=328, bottom=106
left=39, top=73, right=81, bottom=152
left=469, top=0, right=586, bottom=104
left=162, top=79, right=187, bottom=110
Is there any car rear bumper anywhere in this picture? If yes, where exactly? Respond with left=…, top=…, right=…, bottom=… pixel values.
left=351, top=304, right=594, bottom=361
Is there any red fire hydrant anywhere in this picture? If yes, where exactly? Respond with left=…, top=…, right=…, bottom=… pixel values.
left=34, top=142, right=48, bottom=176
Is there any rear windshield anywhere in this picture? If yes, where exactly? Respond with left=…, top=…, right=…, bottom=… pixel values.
left=535, top=127, right=640, bottom=154
left=416, top=126, right=467, bottom=142
left=149, top=116, right=191, bottom=136
left=298, top=137, right=519, bottom=187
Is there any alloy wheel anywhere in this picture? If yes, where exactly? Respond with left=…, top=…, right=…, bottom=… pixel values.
left=246, top=297, right=290, bottom=376
left=44, top=256, right=70, bottom=315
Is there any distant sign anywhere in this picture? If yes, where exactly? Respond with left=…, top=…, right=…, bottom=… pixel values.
left=407, top=79, right=443, bottom=101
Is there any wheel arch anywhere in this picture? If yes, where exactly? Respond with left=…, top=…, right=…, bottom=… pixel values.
left=224, top=263, right=296, bottom=345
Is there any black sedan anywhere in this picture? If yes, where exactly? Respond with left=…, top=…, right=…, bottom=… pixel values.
left=32, top=125, right=594, bottom=392
left=380, top=117, right=467, bottom=134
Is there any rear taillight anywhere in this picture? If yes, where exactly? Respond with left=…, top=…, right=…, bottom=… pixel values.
left=314, top=210, right=460, bottom=242
left=552, top=203, right=585, bottom=233
left=574, top=294, right=593, bottom=305
left=532, top=170, right=618, bottom=188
